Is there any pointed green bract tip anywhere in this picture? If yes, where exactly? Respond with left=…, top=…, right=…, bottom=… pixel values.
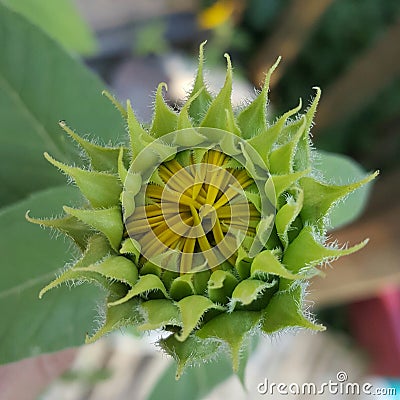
left=222, top=53, right=233, bottom=94
left=198, top=40, right=207, bottom=67
left=25, top=210, right=33, bottom=223
left=263, top=56, right=281, bottom=89
left=102, top=90, right=127, bottom=118
left=150, top=82, right=178, bottom=137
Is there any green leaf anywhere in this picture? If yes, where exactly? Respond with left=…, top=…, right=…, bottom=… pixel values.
left=160, top=334, right=222, bottom=380
left=86, top=299, right=141, bottom=343
left=25, top=212, right=91, bottom=252
left=82, top=256, right=138, bottom=288
left=196, top=311, right=261, bottom=372
left=271, top=169, right=310, bottom=200
left=0, top=186, right=102, bottom=364
left=59, top=121, right=122, bottom=173
left=1, top=0, right=96, bottom=55
left=188, top=41, right=213, bottom=125
left=118, top=147, right=128, bottom=183
left=299, top=171, right=378, bottom=228
left=102, top=90, right=127, bottom=119
left=120, top=238, right=141, bottom=262
left=248, top=99, right=302, bottom=167
left=269, top=116, right=307, bottom=174
left=127, top=99, right=155, bottom=160
left=207, top=270, right=238, bottom=304
left=138, top=299, right=181, bottom=331
left=200, top=54, right=241, bottom=136
left=44, top=153, right=122, bottom=209
left=192, top=270, right=211, bottom=295
left=147, top=356, right=234, bottom=400
left=150, top=83, right=178, bottom=137
left=230, top=279, right=277, bottom=311
left=140, top=261, right=162, bottom=277
left=235, top=246, right=252, bottom=280
left=64, top=206, right=123, bottom=251
left=0, top=4, right=124, bottom=206
left=262, top=286, right=325, bottom=334
left=315, top=151, right=378, bottom=229
left=108, top=274, right=169, bottom=307
left=237, top=57, right=280, bottom=139
left=122, top=172, right=142, bottom=218
left=38, top=234, right=110, bottom=298
left=293, top=87, right=321, bottom=171
left=275, top=187, right=303, bottom=248
left=177, top=88, right=204, bottom=130
left=169, top=274, right=196, bottom=301
left=176, top=295, right=224, bottom=342
left=251, top=250, right=304, bottom=280
left=283, top=226, right=369, bottom=273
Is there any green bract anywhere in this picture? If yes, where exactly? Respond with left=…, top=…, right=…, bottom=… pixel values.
left=28, top=43, right=377, bottom=378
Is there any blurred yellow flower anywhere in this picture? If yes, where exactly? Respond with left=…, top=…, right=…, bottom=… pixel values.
left=198, top=0, right=235, bottom=29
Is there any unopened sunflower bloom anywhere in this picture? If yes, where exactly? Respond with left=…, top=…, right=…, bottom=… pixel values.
left=27, top=43, right=377, bottom=378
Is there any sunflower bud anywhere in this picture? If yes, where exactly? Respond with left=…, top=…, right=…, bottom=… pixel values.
left=27, top=42, right=377, bottom=378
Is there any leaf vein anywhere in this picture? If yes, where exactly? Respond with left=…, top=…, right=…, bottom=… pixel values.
left=0, top=272, right=55, bottom=299
left=0, top=73, right=64, bottom=159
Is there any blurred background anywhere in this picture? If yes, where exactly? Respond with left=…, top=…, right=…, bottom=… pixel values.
left=3, top=0, right=399, bottom=399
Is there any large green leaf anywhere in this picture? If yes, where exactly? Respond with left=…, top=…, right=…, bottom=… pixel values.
left=0, top=4, right=125, bottom=207
left=315, top=151, right=375, bottom=229
left=1, top=0, right=96, bottom=55
left=0, top=185, right=103, bottom=364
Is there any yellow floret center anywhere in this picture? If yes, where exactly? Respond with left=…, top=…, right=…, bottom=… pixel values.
left=127, top=150, right=260, bottom=273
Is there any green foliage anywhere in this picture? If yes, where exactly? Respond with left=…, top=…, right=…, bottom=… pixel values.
left=0, top=186, right=102, bottom=364
left=147, top=357, right=234, bottom=400
left=134, top=19, right=169, bottom=57
left=1, top=0, right=96, bottom=54
left=0, top=3, right=125, bottom=364
left=314, top=151, right=377, bottom=228
left=0, top=3, right=124, bottom=207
